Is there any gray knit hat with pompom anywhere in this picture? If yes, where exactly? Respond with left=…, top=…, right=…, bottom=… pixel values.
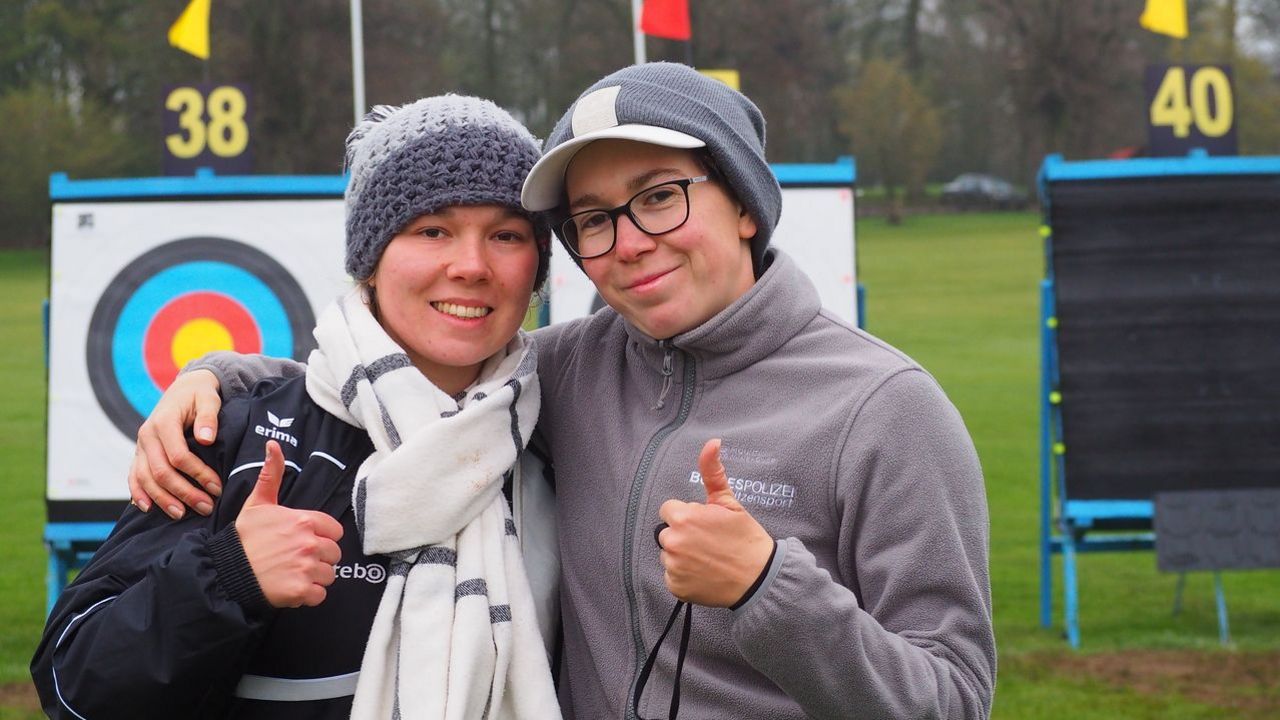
left=343, top=95, right=550, bottom=282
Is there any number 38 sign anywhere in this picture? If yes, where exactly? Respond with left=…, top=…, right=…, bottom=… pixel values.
left=1145, top=64, right=1237, bottom=157
left=162, top=83, right=253, bottom=175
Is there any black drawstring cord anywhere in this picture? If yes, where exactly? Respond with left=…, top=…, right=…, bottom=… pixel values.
left=632, top=599, right=693, bottom=720
left=637, top=522, right=693, bottom=719
left=638, top=524, right=774, bottom=717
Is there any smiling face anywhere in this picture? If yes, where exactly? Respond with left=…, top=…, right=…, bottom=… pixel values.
left=367, top=204, right=539, bottom=394
left=564, top=140, right=758, bottom=339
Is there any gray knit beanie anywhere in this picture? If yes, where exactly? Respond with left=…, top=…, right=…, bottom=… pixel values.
left=344, top=95, right=551, bottom=283
left=521, top=62, right=781, bottom=274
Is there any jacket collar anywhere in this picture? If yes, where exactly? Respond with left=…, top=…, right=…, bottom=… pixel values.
left=621, top=248, right=821, bottom=380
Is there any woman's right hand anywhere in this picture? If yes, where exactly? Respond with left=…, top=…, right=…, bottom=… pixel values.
left=237, top=441, right=343, bottom=608
left=128, top=369, right=225, bottom=519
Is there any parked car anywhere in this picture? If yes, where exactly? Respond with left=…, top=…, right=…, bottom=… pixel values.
left=941, top=173, right=1029, bottom=210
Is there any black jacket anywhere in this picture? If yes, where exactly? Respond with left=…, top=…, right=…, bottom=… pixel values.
left=31, top=376, right=383, bottom=719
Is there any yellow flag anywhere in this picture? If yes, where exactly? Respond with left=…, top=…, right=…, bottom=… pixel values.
left=699, top=69, right=740, bottom=91
left=168, top=0, right=211, bottom=60
left=1140, top=0, right=1187, bottom=39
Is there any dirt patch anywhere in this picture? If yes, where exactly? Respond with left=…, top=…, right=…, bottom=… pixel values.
left=0, top=681, right=40, bottom=713
left=1020, top=649, right=1280, bottom=717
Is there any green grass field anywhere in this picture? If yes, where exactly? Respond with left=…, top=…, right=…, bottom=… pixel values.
left=1, top=249, right=50, bottom=719
left=1, top=214, right=1277, bottom=717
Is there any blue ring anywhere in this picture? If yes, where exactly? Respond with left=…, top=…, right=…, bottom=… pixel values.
left=111, top=261, right=293, bottom=415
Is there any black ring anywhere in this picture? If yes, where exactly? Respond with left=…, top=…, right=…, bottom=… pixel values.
left=86, top=236, right=315, bottom=439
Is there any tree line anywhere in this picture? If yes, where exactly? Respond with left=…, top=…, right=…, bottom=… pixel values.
left=3, top=0, right=1278, bottom=246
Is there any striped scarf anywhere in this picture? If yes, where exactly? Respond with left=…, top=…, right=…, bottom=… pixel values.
left=304, top=290, right=560, bottom=719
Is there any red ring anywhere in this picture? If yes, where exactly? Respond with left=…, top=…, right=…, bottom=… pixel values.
left=143, top=292, right=262, bottom=389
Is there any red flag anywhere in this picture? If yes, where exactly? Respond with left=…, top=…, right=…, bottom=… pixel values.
left=641, top=0, right=691, bottom=41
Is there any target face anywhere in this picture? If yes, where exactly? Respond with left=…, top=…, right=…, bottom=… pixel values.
left=86, top=237, right=316, bottom=437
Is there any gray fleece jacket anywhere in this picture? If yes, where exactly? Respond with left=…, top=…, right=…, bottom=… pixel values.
left=196, top=248, right=995, bottom=719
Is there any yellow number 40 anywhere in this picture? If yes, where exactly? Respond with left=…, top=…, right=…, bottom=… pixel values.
left=1150, top=66, right=1233, bottom=139
left=165, top=86, right=249, bottom=159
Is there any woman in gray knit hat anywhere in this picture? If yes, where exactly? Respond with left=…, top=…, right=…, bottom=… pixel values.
left=33, top=95, right=562, bottom=719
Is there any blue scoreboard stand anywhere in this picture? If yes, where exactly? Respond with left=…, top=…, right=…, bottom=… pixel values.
left=1037, top=150, right=1280, bottom=647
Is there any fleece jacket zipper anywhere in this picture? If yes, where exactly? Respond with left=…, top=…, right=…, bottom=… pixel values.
left=624, top=342, right=697, bottom=719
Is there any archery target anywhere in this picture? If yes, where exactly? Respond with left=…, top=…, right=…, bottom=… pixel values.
left=86, top=238, right=316, bottom=438
left=48, top=198, right=348, bottom=506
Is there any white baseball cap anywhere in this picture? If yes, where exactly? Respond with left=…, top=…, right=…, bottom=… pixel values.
left=521, top=85, right=705, bottom=212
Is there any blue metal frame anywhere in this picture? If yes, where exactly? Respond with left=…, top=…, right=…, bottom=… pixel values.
left=43, top=523, right=115, bottom=615
left=51, top=157, right=859, bottom=201
left=1039, top=278, right=1056, bottom=630
left=1213, top=573, right=1231, bottom=645
left=1040, top=150, right=1280, bottom=187
left=1040, top=273, right=1159, bottom=647
left=49, top=169, right=349, bottom=200
left=771, top=155, right=857, bottom=186
left=1040, top=167, right=1160, bottom=647
left=1036, top=150, right=1280, bottom=647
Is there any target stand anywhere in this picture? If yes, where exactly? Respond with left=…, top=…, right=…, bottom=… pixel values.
left=45, top=170, right=351, bottom=612
left=1037, top=151, right=1280, bottom=647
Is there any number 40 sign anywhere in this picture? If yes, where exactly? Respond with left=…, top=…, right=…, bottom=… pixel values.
left=162, top=83, right=253, bottom=175
left=1145, top=64, right=1237, bottom=157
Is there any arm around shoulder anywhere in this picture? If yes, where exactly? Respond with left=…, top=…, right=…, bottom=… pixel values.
left=187, top=351, right=305, bottom=399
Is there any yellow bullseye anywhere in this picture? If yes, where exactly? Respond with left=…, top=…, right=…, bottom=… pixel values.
left=171, top=318, right=235, bottom=370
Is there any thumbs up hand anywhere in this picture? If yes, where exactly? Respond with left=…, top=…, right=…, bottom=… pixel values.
left=235, top=441, right=344, bottom=608
left=657, top=439, right=775, bottom=608
left=697, top=438, right=746, bottom=511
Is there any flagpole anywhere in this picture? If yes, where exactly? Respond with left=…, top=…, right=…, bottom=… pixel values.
left=689, top=0, right=697, bottom=66
left=632, top=0, right=646, bottom=65
left=351, top=0, right=367, bottom=126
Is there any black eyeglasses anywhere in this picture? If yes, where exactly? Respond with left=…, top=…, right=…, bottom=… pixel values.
left=559, top=176, right=709, bottom=259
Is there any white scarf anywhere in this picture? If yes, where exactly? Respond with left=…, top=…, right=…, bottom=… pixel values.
left=304, top=290, right=560, bottom=720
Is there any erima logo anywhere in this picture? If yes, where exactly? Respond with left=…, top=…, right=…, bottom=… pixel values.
left=255, top=410, right=298, bottom=447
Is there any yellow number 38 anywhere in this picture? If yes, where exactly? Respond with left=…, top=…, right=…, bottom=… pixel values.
left=165, top=85, right=249, bottom=159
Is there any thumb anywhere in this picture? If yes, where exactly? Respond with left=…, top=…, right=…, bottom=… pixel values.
left=699, top=439, right=741, bottom=510
left=193, top=388, right=221, bottom=445
left=245, top=440, right=284, bottom=508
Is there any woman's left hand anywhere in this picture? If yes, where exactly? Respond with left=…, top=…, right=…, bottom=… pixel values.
left=657, top=439, right=775, bottom=607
